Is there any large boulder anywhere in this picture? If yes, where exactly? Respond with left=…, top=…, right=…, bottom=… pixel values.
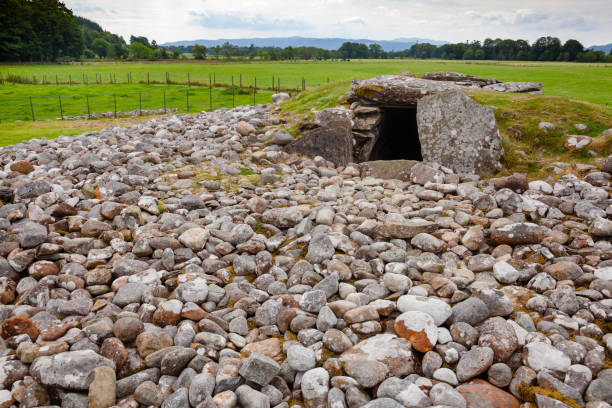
left=285, top=110, right=353, bottom=166
left=417, top=90, right=504, bottom=175
left=349, top=75, right=463, bottom=106
left=483, top=82, right=542, bottom=92
left=421, top=72, right=500, bottom=86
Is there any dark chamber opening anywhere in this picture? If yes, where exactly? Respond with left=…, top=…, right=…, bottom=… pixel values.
left=368, top=107, right=423, bottom=161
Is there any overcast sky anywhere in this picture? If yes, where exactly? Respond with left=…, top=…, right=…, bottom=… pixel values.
left=64, top=0, right=611, bottom=46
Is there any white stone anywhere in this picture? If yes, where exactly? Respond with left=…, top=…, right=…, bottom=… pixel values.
left=493, top=261, right=519, bottom=284
left=397, top=295, right=452, bottom=326
left=595, top=267, right=612, bottom=281
left=525, top=342, right=571, bottom=372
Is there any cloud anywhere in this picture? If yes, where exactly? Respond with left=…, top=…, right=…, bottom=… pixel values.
left=68, top=2, right=110, bottom=15
left=556, top=17, right=595, bottom=32
left=464, top=9, right=549, bottom=26
left=340, top=16, right=367, bottom=25
left=512, top=9, right=548, bottom=25
left=188, top=10, right=311, bottom=31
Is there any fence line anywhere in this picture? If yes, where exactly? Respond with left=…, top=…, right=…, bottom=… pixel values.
left=0, top=71, right=313, bottom=92
left=0, top=84, right=281, bottom=123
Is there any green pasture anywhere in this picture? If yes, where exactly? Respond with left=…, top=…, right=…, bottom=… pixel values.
left=1, top=59, right=611, bottom=104
left=0, top=83, right=273, bottom=123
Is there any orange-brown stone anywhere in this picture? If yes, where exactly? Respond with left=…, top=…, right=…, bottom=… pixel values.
left=1, top=317, right=39, bottom=340
left=457, top=379, right=520, bottom=408
left=501, top=286, right=533, bottom=309
left=242, top=337, right=283, bottom=363
left=10, top=161, right=34, bottom=174
left=39, top=321, right=75, bottom=341
left=394, top=320, right=434, bottom=353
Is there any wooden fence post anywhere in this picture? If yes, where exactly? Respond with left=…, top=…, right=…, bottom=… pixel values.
left=139, top=92, right=142, bottom=115
left=86, top=95, right=90, bottom=119
left=29, top=97, right=35, bottom=121
left=209, top=73, right=212, bottom=110
left=188, top=73, right=191, bottom=88
left=147, top=72, right=150, bottom=85
left=58, top=96, right=64, bottom=120
left=69, top=74, right=72, bottom=85
left=254, top=77, right=257, bottom=105
left=113, top=94, right=117, bottom=118
left=232, top=76, right=235, bottom=108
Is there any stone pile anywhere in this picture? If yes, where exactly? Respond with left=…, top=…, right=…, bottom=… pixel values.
left=0, top=102, right=611, bottom=408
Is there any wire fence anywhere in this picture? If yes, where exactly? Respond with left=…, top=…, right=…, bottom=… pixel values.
left=0, top=85, right=280, bottom=123
left=0, top=71, right=315, bottom=91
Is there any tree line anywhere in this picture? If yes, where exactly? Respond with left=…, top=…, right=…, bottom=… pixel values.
left=0, top=0, right=610, bottom=63
left=174, top=38, right=611, bottom=62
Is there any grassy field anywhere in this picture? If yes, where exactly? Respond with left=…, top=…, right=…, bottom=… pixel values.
left=0, top=115, right=168, bottom=147
left=1, top=59, right=611, bottom=104
left=0, top=84, right=272, bottom=122
left=1, top=59, right=611, bottom=163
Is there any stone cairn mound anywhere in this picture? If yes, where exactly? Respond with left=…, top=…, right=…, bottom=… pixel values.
left=0, top=96, right=611, bottom=408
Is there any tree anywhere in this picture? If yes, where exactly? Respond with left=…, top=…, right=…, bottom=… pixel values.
left=562, top=39, right=584, bottom=61
left=192, top=44, right=206, bottom=59
left=0, top=0, right=37, bottom=60
left=172, top=49, right=183, bottom=59
left=25, top=0, right=83, bottom=61
left=130, top=35, right=150, bottom=48
left=91, top=38, right=110, bottom=58
left=532, top=36, right=561, bottom=61
left=483, top=38, right=497, bottom=59
left=368, top=44, right=384, bottom=59
left=463, top=48, right=475, bottom=60
left=129, top=42, right=152, bottom=59
left=214, top=45, right=221, bottom=59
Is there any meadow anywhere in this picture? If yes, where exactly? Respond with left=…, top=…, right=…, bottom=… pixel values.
left=2, top=59, right=611, bottom=103
left=0, top=59, right=610, bottom=145
left=0, top=84, right=272, bottom=123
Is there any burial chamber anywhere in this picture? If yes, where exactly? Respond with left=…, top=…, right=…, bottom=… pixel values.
left=285, top=72, right=542, bottom=176
left=367, top=108, right=422, bottom=162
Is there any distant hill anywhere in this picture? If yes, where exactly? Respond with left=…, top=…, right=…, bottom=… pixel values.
left=588, top=43, right=612, bottom=54
left=162, top=36, right=448, bottom=52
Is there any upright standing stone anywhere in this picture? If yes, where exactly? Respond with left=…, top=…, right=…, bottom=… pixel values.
left=417, top=90, right=504, bottom=175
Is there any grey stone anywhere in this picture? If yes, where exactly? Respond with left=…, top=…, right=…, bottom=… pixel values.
left=30, top=350, right=114, bottom=391
left=456, top=346, right=494, bottom=382
left=417, top=90, right=503, bottom=175
left=239, top=352, right=280, bottom=386
left=450, top=297, right=489, bottom=325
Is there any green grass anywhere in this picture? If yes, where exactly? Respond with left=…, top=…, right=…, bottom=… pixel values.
left=0, top=83, right=273, bottom=122
left=469, top=90, right=612, bottom=176
left=0, top=115, right=165, bottom=146
left=1, top=59, right=611, bottom=104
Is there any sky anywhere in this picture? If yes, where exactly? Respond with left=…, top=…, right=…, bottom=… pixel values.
left=64, top=0, right=612, bottom=46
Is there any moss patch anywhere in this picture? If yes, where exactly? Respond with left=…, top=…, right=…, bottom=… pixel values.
left=515, top=381, right=581, bottom=408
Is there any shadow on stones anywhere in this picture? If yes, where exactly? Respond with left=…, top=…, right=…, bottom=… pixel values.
left=368, top=108, right=422, bottom=161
